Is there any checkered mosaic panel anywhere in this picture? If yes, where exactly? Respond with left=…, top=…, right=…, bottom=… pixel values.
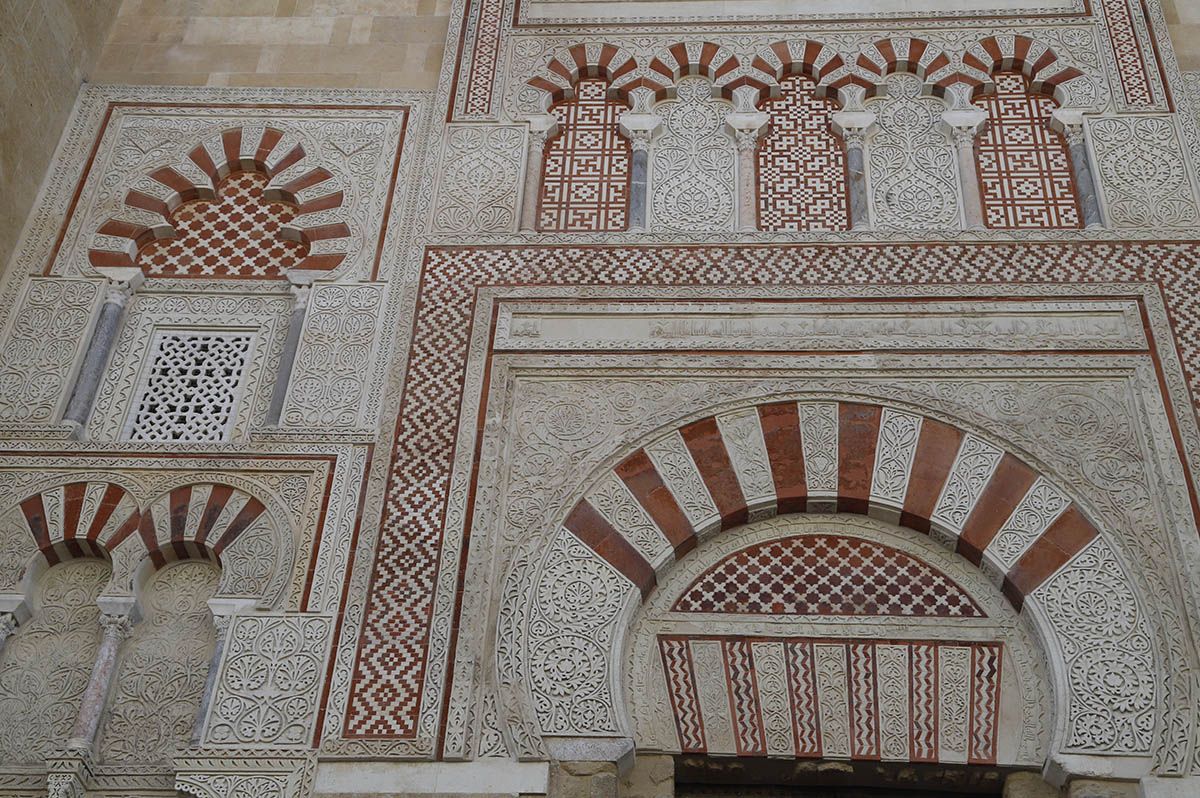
left=974, top=73, right=1081, bottom=230
left=757, top=75, right=850, bottom=232
left=345, top=241, right=1200, bottom=738
left=658, top=635, right=1003, bottom=763
left=539, top=80, right=631, bottom=232
left=140, top=171, right=305, bottom=279
left=672, top=534, right=984, bottom=617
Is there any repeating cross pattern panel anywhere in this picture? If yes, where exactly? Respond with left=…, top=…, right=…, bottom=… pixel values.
left=658, top=635, right=1004, bottom=764
left=539, top=80, right=631, bottom=232
left=974, top=73, right=1080, bottom=230
left=671, top=534, right=985, bottom=617
left=140, top=171, right=305, bottom=279
left=757, top=76, right=850, bottom=232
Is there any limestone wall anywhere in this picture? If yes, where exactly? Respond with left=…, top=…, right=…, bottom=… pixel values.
left=0, top=0, right=119, bottom=277
left=91, top=0, right=450, bottom=90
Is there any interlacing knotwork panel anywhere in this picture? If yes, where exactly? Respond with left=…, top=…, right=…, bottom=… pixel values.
left=539, top=79, right=631, bottom=232
left=0, top=559, right=110, bottom=764
left=650, top=77, right=736, bottom=233
left=974, top=72, right=1081, bottom=230
left=756, top=75, right=849, bottom=232
left=96, top=560, right=220, bottom=767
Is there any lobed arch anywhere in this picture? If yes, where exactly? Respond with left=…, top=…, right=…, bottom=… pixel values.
left=855, top=37, right=957, bottom=100
left=746, top=39, right=850, bottom=104
left=496, top=396, right=1161, bottom=766
left=87, top=125, right=352, bottom=276
left=950, top=34, right=1096, bottom=109
left=1, top=479, right=294, bottom=613
left=525, top=42, right=638, bottom=110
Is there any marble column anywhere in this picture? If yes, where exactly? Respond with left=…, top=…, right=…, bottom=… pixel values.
left=67, top=610, right=135, bottom=752
left=0, top=612, right=17, bottom=654
left=942, top=107, right=989, bottom=230
left=831, top=110, right=877, bottom=231
left=62, top=269, right=142, bottom=434
left=1055, top=116, right=1103, bottom=228
left=620, top=88, right=662, bottom=233
left=267, top=274, right=315, bottom=426
left=519, top=114, right=558, bottom=232
left=726, top=90, right=770, bottom=233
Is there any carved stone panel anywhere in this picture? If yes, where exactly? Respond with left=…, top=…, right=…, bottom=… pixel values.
left=866, top=74, right=961, bottom=230
left=282, top=283, right=386, bottom=430
left=649, top=77, right=736, bottom=233
left=0, top=560, right=110, bottom=764
left=0, top=278, right=99, bottom=426
left=1089, top=115, right=1200, bottom=228
left=433, top=125, right=526, bottom=233
left=203, top=614, right=333, bottom=748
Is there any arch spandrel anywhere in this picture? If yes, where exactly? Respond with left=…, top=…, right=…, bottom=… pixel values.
left=495, top=396, right=1164, bottom=772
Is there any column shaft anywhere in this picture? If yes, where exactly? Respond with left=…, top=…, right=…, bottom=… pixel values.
left=629, top=141, right=650, bottom=231
left=844, top=136, right=870, bottom=230
left=62, top=289, right=129, bottom=429
left=954, top=129, right=986, bottom=229
left=1065, top=128, right=1103, bottom=227
left=68, top=613, right=132, bottom=750
left=520, top=129, right=550, bottom=232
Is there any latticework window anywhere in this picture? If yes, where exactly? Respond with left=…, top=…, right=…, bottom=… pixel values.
left=127, top=331, right=253, bottom=442
left=974, top=72, right=1081, bottom=229
left=140, top=171, right=306, bottom=278
left=538, top=79, right=631, bottom=232
left=757, top=75, right=850, bottom=232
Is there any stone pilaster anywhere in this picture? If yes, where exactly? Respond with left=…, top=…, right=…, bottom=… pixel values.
left=190, top=598, right=254, bottom=746
left=620, top=87, right=662, bottom=233
left=546, top=737, right=634, bottom=798
left=62, top=267, right=142, bottom=434
left=67, top=607, right=135, bottom=752
left=832, top=110, right=877, bottom=230
left=1051, top=109, right=1103, bottom=228
left=267, top=272, right=315, bottom=426
left=941, top=107, right=989, bottom=230
left=620, top=753, right=674, bottom=798
left=1004, top=772, right=1059, bottom=798
left=519, top=114, right=558, bottom=232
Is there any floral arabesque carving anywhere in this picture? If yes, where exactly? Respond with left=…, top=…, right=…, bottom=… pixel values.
left=87, top=126, right=351, bottom=277
left=1088, top=115, right=1200, bottom=229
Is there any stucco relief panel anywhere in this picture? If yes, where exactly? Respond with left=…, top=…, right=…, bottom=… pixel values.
left=1088, top=115, right=1200, bottom=229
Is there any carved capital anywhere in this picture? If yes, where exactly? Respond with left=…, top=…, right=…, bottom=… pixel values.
left=526, top=113, right=559, bottom=152
left=99, top=612, right=135, bottom=642
left=618, top=111, right=662, bottom=145
left=0, top=611, right=17, bottom=643
left=831, top=110, right=877, bottom=150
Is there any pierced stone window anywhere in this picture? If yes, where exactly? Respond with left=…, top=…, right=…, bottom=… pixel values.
left=974, top=72, right=1081, bottom=229
left=126, top=330, right=254, bottom=443
left=757, top=74, right=850, bottom=232
left=539, top=79, right=632, bottom=232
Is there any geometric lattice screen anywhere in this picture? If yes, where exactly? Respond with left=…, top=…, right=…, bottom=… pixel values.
left=974, top=72, right=1081, bottom=229
left=538, top=79, right=631, bottom=232
left=757, top=74, right=850, bottom=232
left=126, top=331, right=253, bottom=442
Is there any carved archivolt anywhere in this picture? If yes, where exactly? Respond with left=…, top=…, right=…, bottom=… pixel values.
left=0, top=479, right=293, bottom=609
left=497, top=397, right=1160, bottom=765
left=87, top=126, right=352, bottom=277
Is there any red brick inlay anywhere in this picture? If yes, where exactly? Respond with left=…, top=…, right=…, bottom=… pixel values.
left=680, top=417, right=748, bottom=530
left=757, top=75, right=850, bottom=232
left=672, top=534, right=985, bottom=617
left=615, top=449, right=697, bottom=556
left=974, top=72, right=1081, bottom=230
left=140, top=171, right=307, bottom=279
left=957, top=455, right=1039, bottom=565
left=564, top=499, right=655, bottom=597
left=539, top=79, right=631, bottom=232
left=838, top=403, right=883, bottom=514
left=1003, top=505, right=1098, bottom=608
left=758, top=401, right=807, bottom=514
left=900, top=419, right=965, bottom=533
